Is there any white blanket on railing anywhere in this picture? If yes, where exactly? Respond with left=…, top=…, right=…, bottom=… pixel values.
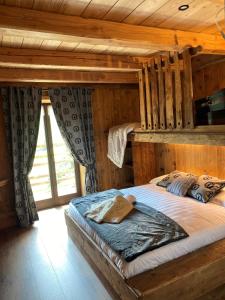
left=107, top=123, right=140, bottom=168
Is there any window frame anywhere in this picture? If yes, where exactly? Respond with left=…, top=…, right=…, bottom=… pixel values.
left=33, top=102, right=81, bottom=211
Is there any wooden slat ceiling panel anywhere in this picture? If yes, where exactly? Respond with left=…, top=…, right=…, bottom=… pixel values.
left=4, top=0, right=92, bottom=14
left=157, top=0, right=222, bottom=33
left=123, top=0, right=169, bottom=25
left=22, top=37, right=43, bottom=49
left=0, top=0, right=224, bottom=55
left=82, top=0, right=118, bottom=19
left=1, top=0, right=223, bottom=33
left=103, top=0, right=145, bottom=22
left=40, top=39, right=61, bottom=50
left=57, top=41, right=79, bottom=51
left=0, top=34, right=156, bottom=56
left=142, top=0, right=193, bottom=27
left=4, top=0, right=33, bottom=8
left=2, top=35, right=23, bottom=48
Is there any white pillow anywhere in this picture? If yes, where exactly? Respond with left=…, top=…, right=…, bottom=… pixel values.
left=150, top=175, right=168, bottom=185
left=210, top=189, right=225, bottom=207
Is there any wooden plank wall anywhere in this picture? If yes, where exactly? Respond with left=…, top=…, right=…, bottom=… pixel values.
left=132, top=142, right=156, bottom=186
left=155, top=144, right=225, bottom=179
left=92, top=85, right=140, bottom=191
left=193, top=60, right=225, bottom=100
left=132, top=143, right=225, bottom=184
left=0, top=100, right=16, bottom=230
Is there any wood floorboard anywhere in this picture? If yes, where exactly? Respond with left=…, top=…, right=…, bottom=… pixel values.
left=0, top=206, right=117, bottom=300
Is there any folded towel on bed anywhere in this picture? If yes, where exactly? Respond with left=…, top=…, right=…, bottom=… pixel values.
left=85, top=194, right=135, bottom=223
left=107, top=123, right=140, bottom=168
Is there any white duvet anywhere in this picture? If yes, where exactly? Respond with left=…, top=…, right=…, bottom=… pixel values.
left=68, top=183, right=225, bottom=278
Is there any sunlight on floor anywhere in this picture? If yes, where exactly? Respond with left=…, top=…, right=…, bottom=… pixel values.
left=0, top=205, right=116, bottom=300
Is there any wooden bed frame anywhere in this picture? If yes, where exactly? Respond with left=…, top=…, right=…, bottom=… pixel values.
left=65, top=210, right=225, bottom=300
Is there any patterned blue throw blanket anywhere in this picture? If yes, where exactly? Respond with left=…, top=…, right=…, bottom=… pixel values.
left=71, top=189, right=188, bottom=262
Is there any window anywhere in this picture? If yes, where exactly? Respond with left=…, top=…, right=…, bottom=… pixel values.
left=29, top=104, right=80, bottom=210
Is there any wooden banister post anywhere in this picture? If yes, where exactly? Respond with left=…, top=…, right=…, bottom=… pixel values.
left=138, top=70, right=147, bottom=130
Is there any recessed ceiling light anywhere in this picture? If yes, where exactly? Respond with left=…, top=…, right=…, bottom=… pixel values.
left=178, top=4, right=189, bottom=11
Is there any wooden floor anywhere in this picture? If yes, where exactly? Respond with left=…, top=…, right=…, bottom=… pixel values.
left=0, top=206, right=118, bottom=300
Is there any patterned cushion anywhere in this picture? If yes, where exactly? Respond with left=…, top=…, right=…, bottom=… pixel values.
left=157, top=171, right=194, bottom=188
left=150, top=174, right=169, bottom=184
left=188, top=175, right=225, bottom=203
left=167, top=175, right=197, bottom=197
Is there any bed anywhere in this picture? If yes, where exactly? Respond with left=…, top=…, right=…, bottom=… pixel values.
left=65, top=183, right=225, bottom=300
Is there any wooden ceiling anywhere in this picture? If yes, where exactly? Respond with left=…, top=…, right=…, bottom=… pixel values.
left=0, top=0, right=225, bottom=84
left=0, top=0, right=224, bottom=56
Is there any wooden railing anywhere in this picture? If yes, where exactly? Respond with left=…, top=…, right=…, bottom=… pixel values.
left=138, top=49, right=194, bottom=131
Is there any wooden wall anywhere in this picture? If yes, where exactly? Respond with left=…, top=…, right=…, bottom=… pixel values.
left=150, top=62, right=225, bottom=180
left=92, top=85, right=140, bottom=191
left=91, top=61, right=225, bottom=188
left=155, top=144, right=225, bottom=179
left=132, top=143, right=225, bottom=184
left=0, top=100, right=16, bottom=230
left=193, top=60, right=225, bottom=100
left=132, top=142, right=156, bottom=186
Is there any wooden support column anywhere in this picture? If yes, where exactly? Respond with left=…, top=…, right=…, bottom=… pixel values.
left=138, top=70, right=147, bottom=130
left=150, top=60, right=159, bottom=130
left=164, top=55, right=174, bottom=129
left=157, top=56, right=166, bottom=129
left=144, top=64, right=152, bottom=130
left=174, top=51, right=183, bottom=129
left=183, top=49, right=194, bottom=128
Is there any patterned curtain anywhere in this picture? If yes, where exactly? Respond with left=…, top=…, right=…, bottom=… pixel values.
left=48, top=87, right=97, bottom=194
left=1, top=87, right=42, bottom=227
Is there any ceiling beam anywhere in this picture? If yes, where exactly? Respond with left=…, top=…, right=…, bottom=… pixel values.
left=0, top=47, right=144, bottom=72
left=0, top=6, right=225, bottom=53
left=0, top=68, right=138, bottom=83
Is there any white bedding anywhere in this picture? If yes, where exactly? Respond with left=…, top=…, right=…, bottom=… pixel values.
left=68, top=183, right=225, bottom=278
left=107, top=123, right=139, bottom=168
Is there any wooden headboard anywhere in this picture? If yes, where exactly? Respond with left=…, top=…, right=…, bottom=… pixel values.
left=132, top=142, right=225, bottom=185
left=155, top=144, right=225, bottom=178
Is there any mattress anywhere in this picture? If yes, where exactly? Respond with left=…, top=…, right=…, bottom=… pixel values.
left=67, top=183, right=225, bottom=279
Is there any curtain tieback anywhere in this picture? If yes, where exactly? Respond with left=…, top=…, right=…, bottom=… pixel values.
left=86, top=163, right=95, bottom=170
